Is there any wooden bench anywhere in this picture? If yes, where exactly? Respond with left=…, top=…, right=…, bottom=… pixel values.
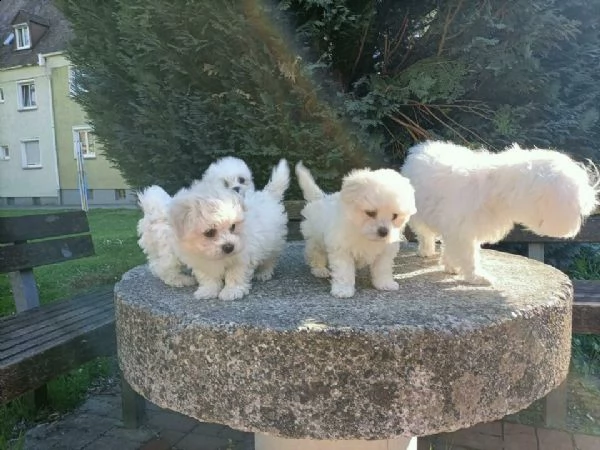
left=0, top=212, right=116, bottom=406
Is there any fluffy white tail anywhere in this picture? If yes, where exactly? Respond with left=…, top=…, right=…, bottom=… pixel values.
left=263, top=159, right=290, bottom=200
left=295, top=162, right=324, bottom=202
left=137, top=185, right=171, bottom=223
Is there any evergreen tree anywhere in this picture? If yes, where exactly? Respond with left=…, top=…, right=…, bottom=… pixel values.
left=58, top=0, right=383, bottom=196
left=285, top=0, right=600, bottom=161
left=59, top=0, right=600, bottom=193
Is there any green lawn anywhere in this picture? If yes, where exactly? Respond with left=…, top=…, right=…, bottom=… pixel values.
left=0, top=208, right=144, bottom=448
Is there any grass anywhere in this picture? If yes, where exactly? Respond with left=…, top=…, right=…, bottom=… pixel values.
left=0, top=208, right=144, bottom=449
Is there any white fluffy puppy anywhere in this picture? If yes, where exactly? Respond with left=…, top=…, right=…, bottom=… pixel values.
left=196, top=156, right=254, bottom=195
left=137, top=186, right=196, bottom=287
left=401, top=140, right=598, bottom=284
left=170, top=159, right=289, bottom=301
left=296, top=162, right=416, bottom=298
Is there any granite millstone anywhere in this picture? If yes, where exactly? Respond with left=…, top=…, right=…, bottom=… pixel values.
left=115, top=242, right=572, bottom=439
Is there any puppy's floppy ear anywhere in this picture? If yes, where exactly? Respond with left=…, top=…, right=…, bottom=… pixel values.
left=169, top=197, right=193, bottom=239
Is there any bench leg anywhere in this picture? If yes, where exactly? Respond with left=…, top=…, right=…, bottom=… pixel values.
left=121, top=378, right=146, bottom=428
left=34, top=386, right=49, bottom=408
left=416, top=436, right=432, bottom=450
left=543, top=380, right=568, bottom=429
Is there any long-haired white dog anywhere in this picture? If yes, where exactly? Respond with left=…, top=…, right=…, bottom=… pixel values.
left=296, top=162, right=416, bottom=298
left=401, top=140, right=598, bottom=284
left=137, top=186, right=196, bottom=287
left=170, top=159, right=289, bottom=300
left=195, top=156, right=254, bottom=195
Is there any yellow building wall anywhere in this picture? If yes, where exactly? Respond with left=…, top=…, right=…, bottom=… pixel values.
left=47, top=55, right=128, bottom=190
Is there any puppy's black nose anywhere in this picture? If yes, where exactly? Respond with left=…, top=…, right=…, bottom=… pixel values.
left=222, top=243, right=235, bottom=254
left=377, top=227, right=389, bottom=238
left=233, top=186, right=241, bottom=193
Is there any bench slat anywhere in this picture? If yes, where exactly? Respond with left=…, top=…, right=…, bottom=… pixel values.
left=0, top=235, right=95, bottom=273
left=0, top=321, right=115, bottom=403
left=285, top=200, right=304, bottom=221
left=0, top=211, right=90, bottom=244
left=1, top=302, right=113, bottom=357
left=0, top=290, right=116, bottom=403
left=0, top=286, right=112, bottom=334
left=1, top=310, right=115, bottom=366
left=573, top=281, right=600, bottom=334
left=573, top=280, right=600, bottom=303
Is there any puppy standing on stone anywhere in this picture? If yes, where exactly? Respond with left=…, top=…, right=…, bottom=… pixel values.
left=295, top=162, right=416, bottom=298
left=170, top=159, right=290, bottom=301
left=137, top=186, right=197, bottom=287
left=401, top=141, right=598, bottom=284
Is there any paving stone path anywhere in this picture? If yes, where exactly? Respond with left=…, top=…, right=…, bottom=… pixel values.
left=18, top=382, right=599, bottom=450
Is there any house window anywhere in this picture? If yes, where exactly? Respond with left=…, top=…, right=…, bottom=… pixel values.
left=115, top=189, right=127, bottom=200
left=0, top=145, right=9, bottom=160
left=14, top=24, right=31, bottom=50
left=0, top=88, right=4, bottom=103
left=17, top=80, right=36, bottom=110
left=73, top=127, right=96, bottom=159
left=21, top=139, right=41, bottom=168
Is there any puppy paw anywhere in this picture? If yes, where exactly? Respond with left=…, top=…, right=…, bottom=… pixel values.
left=417, top=248, right=436, bottom=258
left=219, top=284, right=250, bottom=301
left=165, top=274, right=197, bottom=287
left=311, top=267, right=330, bottom=278
left=443, top=264, right=460, bottom=275
left=193, top=285, right=221, bottom=300
left=463, top=271, right=494, bottom=286
left=331, top=283, right=355, bottom=298
left=255, top=267, right=275, bottom=282
left=373, top=279, right=400, bottom=291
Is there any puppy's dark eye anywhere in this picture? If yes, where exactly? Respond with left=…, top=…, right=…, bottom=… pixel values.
left=223, top=180, right=229, bottom=188
left=230, top=224, right=236, bottom=232
left=365, top=210, right=377, bottom=218
left=204, top=229, right=217, bottom=238
left=238, top=177, right=245, bottom=184
left=392, top=213, right=398, bottom=220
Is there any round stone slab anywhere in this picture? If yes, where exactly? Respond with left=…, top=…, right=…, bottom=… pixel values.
left=115, top=242, right=572, bottom=440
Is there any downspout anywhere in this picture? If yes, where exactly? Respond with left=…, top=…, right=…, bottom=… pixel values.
left=39, top=52, right=61, bottom=204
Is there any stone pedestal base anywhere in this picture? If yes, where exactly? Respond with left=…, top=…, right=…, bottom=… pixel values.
left=255, top=434, right=417, bottom=450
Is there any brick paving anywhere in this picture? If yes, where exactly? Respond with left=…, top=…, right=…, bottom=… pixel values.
left=16, top=382, right=600, bottom=450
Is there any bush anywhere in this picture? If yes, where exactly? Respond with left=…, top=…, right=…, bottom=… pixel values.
left=58, top=0, right=383, bottom=197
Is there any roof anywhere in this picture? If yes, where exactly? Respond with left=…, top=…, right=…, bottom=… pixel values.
left=0, top=0, right=72, bottom=70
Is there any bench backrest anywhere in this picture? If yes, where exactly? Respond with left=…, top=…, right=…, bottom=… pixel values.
left=0, top=211, right=94, bottom=274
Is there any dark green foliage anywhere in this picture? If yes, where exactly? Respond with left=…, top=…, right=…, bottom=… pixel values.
left=284, top=0, right=600, bottom=162
left=57, top=0, right=382, bottom=197
left=59, top=0, right=600, bottom=192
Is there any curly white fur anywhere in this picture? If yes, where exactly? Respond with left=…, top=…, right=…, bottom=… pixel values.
left=296, top=162, right=416, bottom=298
left=195, top=156, right=255, bottom=196
left=170, top=159, right=289, bottom=301
left=136, top=186, right=196, bottom=287
left=401, top=140, right=599, bottom=284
